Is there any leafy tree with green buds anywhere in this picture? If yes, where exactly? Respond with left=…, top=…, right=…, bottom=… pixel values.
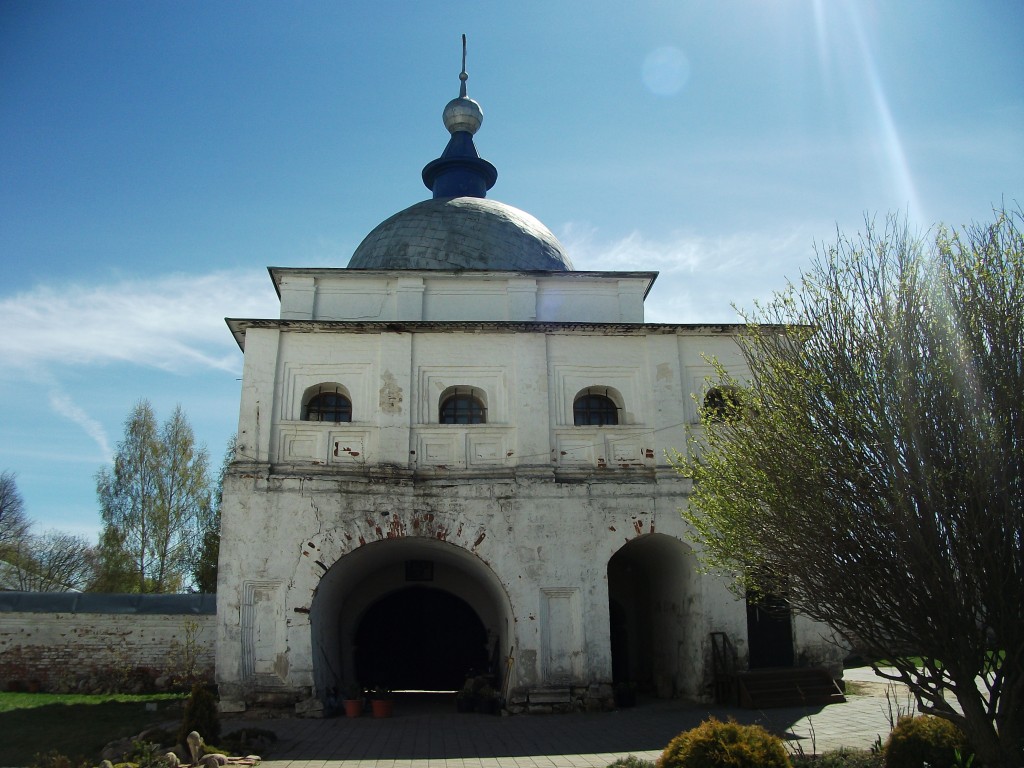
left=675, top=208, right=1023, bottom=767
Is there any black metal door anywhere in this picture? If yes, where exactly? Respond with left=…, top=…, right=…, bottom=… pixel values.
left=746, top=592, right=794, bottom=668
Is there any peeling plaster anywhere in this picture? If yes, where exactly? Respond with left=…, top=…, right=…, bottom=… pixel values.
left=379, top=370, right=403, bottom=413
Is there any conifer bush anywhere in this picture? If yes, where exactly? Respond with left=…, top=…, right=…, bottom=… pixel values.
left=657, top=717, right=791, bottom=768
left=177, top=683, right=220, bottom=747
left=883, top=715, right=970, bottom=768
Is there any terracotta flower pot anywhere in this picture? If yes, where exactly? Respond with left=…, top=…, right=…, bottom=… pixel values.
left=371, top=698, right=393, bottom=718
left=343, top=699, right=363, bottom=717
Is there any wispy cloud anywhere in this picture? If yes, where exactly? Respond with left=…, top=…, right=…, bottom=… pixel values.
left=559, top=224, right=813, bottom=323
left=48, top=389, right=113, bottom=461
left=0, top=270, right=279, bottom=375
left=1, top=269, right=279, bottom=459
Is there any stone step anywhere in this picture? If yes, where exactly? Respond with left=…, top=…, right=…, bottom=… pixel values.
left=736, top=667, right=846, bottom=709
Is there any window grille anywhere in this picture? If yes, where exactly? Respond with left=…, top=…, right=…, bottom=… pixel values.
left=304, top=389, right=353, bottom=423
left=573, top=392, right=619, bottom=426
left=439, top=389, right=486, bottom=424
left=702, top=386, right=741, bottom=422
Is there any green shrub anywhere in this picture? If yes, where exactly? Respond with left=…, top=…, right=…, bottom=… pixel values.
left=657, top=717, right=791, bottom=768
left=883, top=715, right=970, bottom=768
left=177, top=683, right=220, bottom=747
left=125, top=740, right=166, bottom=768
left=792, top=748, right=883, bottom=767
left=607, top=757, right=655, bottom=768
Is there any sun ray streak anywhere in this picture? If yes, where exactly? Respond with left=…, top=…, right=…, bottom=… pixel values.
left=847, top=4, right=926, bottom=227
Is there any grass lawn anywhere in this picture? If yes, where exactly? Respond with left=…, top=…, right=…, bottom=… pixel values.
left=0, top=692, right=185, bottom=767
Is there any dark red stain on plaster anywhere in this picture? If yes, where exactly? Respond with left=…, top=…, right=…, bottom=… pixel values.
left=609, top=526, right=616, bottom=532
left=474, top=531, right=486, bottom=547
left=386, top=515, right=405, bottom=538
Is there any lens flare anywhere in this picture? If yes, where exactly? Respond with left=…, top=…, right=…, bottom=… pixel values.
left=642, top=46, right=691, bottom=97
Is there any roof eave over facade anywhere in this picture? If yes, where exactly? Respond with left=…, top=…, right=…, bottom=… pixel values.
left=224, top=317, right=764, bottom=351
left=267, top=266, right=659, bottom=300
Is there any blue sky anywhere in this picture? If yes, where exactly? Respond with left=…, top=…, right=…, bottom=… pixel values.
left=2, top=1, right=1022, bottom=542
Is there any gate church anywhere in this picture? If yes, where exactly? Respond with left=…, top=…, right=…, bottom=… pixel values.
left=215, top=56, right=842, bottom=713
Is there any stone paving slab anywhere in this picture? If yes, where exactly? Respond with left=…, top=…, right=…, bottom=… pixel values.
left=225, top=676, right=922, bottom=768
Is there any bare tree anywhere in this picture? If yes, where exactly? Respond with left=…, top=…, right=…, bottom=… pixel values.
left=676, top=209, right=1023, bottom=766
left=0, top=470, right=31, bottom=556
left=8, top=530, right=95, bottom=591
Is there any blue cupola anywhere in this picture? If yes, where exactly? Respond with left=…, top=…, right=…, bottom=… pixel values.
left=421, top=35, right=498, bottom=199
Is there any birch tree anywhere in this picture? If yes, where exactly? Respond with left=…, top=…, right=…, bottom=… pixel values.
left=95, top=401, right=212, bottom=593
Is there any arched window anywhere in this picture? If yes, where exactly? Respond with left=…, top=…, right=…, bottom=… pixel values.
left=573, top=391, right=619, bottom=426
left=304, top=387, right=352, bottom=423
left=439, top=388, right=486, bottom=424
left=702, top=386, right=742, bottom=423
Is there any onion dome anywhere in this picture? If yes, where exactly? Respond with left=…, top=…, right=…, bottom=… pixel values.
left=347, top=36, right=572, bottom=272
left=349, top=196, right=573, bottom=271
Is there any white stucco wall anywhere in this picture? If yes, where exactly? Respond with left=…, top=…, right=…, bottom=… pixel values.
left=272, top=269, right=655, bottom=324
left=217, top=269, right=844, bottom=712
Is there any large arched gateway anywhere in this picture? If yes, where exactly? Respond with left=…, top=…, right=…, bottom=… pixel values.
left=309, top=537, right=514, bottom=697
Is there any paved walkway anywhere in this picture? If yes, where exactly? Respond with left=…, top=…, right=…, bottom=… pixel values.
left=225, top=669, right=920, bottom=768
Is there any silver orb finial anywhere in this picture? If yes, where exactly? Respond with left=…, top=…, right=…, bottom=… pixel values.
left=443, top=34, right=483, bottom=134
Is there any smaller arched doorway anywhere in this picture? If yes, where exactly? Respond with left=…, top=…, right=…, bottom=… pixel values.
left=354, top=586, right=489, bottom=690
left=607, top=534, right=697, bottom=698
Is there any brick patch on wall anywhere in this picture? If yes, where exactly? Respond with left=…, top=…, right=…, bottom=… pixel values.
left=0, top=611, right=216, bottom=694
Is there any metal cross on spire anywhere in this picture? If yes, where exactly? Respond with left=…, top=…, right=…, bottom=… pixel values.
left=459, top=34, right=468, bottom=98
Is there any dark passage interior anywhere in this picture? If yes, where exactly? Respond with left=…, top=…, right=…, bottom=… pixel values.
left=353, top=586, right=489, bottom=691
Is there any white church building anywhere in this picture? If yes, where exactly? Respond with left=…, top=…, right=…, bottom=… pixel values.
left=215, top=56, right=843, bottom=714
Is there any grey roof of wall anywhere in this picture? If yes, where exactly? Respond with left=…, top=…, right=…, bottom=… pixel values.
left=0, top=592, right=216, bottom=614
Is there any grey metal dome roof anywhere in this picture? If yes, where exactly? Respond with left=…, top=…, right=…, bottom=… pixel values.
left=347, top=196, right=574, bottom=271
